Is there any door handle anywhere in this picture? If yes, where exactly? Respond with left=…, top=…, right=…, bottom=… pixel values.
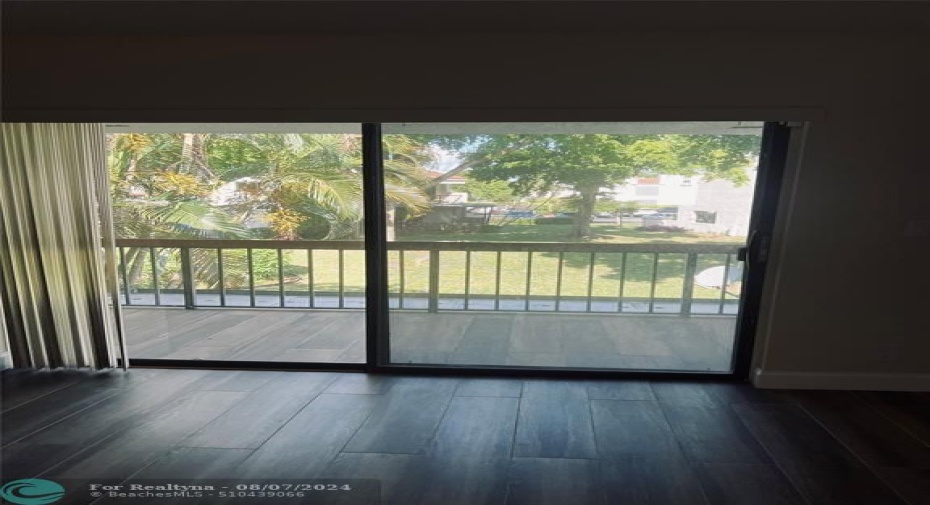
left=739, top=231, right=769, bottom=267
left=738, top=230, right=757, bottom=264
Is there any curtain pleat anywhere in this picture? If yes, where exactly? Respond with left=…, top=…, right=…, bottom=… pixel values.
left=0, top=123, right=127, bottom=369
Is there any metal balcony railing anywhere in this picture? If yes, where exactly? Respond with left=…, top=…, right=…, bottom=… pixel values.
left=115, top=239, right=742, bottom=316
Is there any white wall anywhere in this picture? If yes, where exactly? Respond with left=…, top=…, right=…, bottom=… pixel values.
left=4, top=5, right=929, bottom=388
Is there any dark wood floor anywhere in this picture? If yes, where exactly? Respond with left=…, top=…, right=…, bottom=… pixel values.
left=2, top=369, right=929, bottom=505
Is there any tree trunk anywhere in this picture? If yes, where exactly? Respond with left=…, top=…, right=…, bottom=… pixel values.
left=571, top=185, right=598, bottom=239
left=385, top=202, right=396, bottom=241
left=125, top=247, right=148, bottom=288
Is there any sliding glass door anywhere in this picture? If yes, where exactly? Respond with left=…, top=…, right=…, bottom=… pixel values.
left=110, top=124, right=368, bottom=364
left=109, top=121, right=786, bottom=375
left=381, top=122, right=768, bottom=372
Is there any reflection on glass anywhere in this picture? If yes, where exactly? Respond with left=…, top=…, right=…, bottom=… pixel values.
left=383, top=122, right=763, bottom=372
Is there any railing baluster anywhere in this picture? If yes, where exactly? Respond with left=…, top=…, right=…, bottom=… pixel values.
left=494, top=251, right=502, bottom=311
left=217, top=249, right=226, bottom=307
left=719, top=253, right=733, bottom=314
left=307, top=249, right=315, bottom=308
left=149, top=247, right=160, bottom=306
left=278, top=249, right=286, bottom=308
left=247, top=248, right=256, bottom=307
left=112, top=238, right=742, bottom=317
left=428, top=250, right=441, bottom=312
left=119, top=247, right=131, bottom=306
left=681, top=252, right=698, bottom=316
left=617, top=252, right=628, bottom=312
left=586, top=252, right=596, bottom=312
left=524, top=251, right=533, bottom=311
left=179, top=247, right=197, bottom=309
left=399, top=250, right=406, bottom=309
left=555, top=252, right=564, bottom=312
left=464, top=251, right=471, bottom=310
left=648, top=253, right=660, bottom=313
left=338, top=249, right=345, bottom=309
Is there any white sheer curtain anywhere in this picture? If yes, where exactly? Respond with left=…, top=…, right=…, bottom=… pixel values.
left=1, top=123, right=127, bottom=369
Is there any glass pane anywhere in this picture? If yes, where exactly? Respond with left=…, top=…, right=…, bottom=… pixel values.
left=383, top=122, right=763, bottom=372
left=108, top=123, right=366, bottom=363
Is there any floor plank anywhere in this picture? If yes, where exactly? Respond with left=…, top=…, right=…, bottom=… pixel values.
left=514, top=380, right=598, bottom=459
left=456, top=378, right=524, bottom=398
left=399, top=396, right=518, bottom=505
left=661, top=404, right=772, bottom=464
left=872, top=467, right=930, bottom=505
left=427, top=396, right=519, bottom=459
left=43, top=390, right=244, bottom=479
left=854, top=391, right=930, bottom=447
left=792, top=390, right=930, bottom=468
left=599, top=457, right=709, bottom=505
left=652, top=381, right=792, bottom=407
left=591, top=400, right=681, bottom=459
left=234, top=393, right=379, bottom=478
left=2, top=380, right=123, bottom=445
left=587, top=380, right=655, bottom=401
left=181, top=372, right=339, bottom=449
left=16, top=370, right=213, bottom=448
left=6, top=370, right=930, bottom=505
left=343, top=377, right=459, bottom=454
left=508, top=458, right=603, bottom=505
left=1, top=370, right=90, bottom=412
left=691, top=463, right=807, bottom=505
left=733, top=403, right=908, bottom=505
left=131, top=447, right=255, bottom=478
left=319, top=453, right=425, bottom=505
left=324, top=373, right=396, bottom=395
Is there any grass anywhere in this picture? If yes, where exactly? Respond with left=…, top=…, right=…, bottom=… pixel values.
left=399, top=223, right=744, bottom=245
left=131, top=223, right=744, bottom=301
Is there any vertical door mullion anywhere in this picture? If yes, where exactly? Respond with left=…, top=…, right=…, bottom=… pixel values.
left=362, top=123, right=390, bottom=368
left=731, top=121, right=793, bottom=377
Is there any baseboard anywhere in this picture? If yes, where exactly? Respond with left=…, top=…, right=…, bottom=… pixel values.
left=752, top=368, right=930, bottom=391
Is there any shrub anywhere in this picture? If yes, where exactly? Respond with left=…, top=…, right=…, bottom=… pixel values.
left=637, top=225, right=690, bottom=233
left=534, top=217, right=574, bottom=225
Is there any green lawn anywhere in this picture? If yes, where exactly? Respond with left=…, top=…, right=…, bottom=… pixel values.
left=258, top=224, right=740, bottom=301
left=399, top=223, right=744, bottom=245
left=132, top=224, right=744, bottom=301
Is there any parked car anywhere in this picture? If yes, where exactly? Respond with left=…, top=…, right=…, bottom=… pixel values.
left=505, top=210, right=536, bottom=218
left=641, top=212, right=677, bottom=220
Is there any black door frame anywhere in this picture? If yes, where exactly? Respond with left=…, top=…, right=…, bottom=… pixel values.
left=130, top=121, right=794, bottom=381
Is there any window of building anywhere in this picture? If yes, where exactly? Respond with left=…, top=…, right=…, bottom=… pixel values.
left=694, top=210, right=717, bottom=224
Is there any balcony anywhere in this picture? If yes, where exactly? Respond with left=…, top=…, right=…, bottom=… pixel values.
left=118, top=239, right=742, bottom=371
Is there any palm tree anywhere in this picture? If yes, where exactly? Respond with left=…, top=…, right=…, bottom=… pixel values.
left=108, top=133, right=249, bottom=289
left=108, top=131, right=434, bottom=293
left=228, top=133, right=431, bottom=240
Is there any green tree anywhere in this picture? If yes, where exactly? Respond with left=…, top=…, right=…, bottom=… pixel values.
left=426, top=134, right=759, bottom=238
left=107, top=133, right=250, bottom=288
left=460, top=179, right=521, bottom=204
left=225, top=133, right=431, bottom=239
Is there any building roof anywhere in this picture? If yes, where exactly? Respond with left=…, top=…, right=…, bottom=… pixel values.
left=426, top=170, right=468, bottom=183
